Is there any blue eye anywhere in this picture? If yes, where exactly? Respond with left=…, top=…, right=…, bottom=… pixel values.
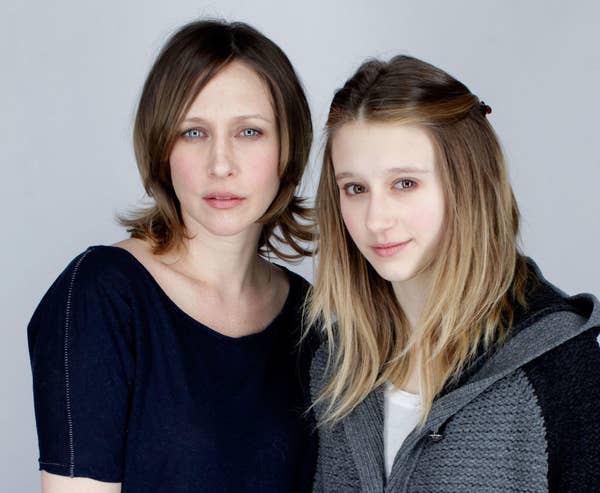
left=183, top=128, right=204, bottom=138
left=241, top=128, right=260, bottom=137
left=344, top=183, right=366, bottom=196
left=394, top=179, right=416, bottom=190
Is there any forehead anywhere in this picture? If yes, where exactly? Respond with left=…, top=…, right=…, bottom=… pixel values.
left=331, top=121, right=436, bottom=175
left=185, top=60, right=274, bottom=118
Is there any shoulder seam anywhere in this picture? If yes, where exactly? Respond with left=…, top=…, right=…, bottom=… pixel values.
left=64, top=248, right=92, bottom=477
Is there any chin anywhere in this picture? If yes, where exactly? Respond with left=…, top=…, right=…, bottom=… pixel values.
left=374, top=267, right=419, bottom=283
left=204, top=221, right=259, bottom=237
left=201, top=201, right=274, bottom=235
left=365, top=256, right=422, bottom=284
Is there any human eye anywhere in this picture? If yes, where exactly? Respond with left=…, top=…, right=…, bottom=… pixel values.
left=181, top=128, right=205, bottom=139
left=342, top=183, right=367, bottom=196
left=393, top=179, right=417, bottom=190
left=240, top=128, right=262, bottom=138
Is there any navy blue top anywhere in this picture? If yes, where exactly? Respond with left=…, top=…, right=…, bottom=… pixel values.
left=28, top=246, right=316, bottom=492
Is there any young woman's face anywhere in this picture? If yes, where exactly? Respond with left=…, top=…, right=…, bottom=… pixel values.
left=169, top=60, right=280, bottom=239
left=331, top=122, right=445, bottom=286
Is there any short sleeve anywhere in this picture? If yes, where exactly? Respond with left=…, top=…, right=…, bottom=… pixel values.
left=28, top=247, right=135, bottom=482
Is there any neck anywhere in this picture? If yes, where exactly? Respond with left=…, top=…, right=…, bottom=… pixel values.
left=391, top=269, right=433, bottom=331
left=164, top=223, right=268, bottom=296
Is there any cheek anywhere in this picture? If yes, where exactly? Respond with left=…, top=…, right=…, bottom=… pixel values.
left=245, top=144, right=280, bottom=186
left=339, top=199, right=363, bottom=241
left=254, top=156, right=279, bottom=184
left=169, top=146, right=200, bottom=188
left=409, top=197, right=445, bottom=241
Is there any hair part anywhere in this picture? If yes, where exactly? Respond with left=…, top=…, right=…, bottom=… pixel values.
left=119, top=19, right=314, bottom=260
left=308, top=55, right=530, bottom=425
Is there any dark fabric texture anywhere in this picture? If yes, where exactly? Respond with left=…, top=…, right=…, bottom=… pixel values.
left=524, top=325, right=600, bottom=493
left=28, top=245, right=317, bottom=493
left=310, top=262, right=600, bottom=492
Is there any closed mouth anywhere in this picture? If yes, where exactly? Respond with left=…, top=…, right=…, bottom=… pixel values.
left=204, top=193, right=243, bottom=200
left=203, top=192, right=245, bottom=209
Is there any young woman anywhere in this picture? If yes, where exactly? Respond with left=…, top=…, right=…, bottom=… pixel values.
left=28, top=20, right=316, bottom=492
left=308, top=55, right=600, bottom=492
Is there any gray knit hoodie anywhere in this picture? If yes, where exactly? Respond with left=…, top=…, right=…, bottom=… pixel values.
left=310, top=264, right=600, bottom=492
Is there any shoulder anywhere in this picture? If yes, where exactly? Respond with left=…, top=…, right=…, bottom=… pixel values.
left=29, top=245, right=146, bottom=333
left=519, top=281, right=600, bottom=397
left=51, top=245, right=144, bottom=296
left=522, top=326, right=600, bottom=491
left=523, top=324, right=600, bottom=410
left=275, top=263, right=312, bottom=299
left=111, top=237, right=160, bottom=275
left=272, top=264, right=313, bottom=329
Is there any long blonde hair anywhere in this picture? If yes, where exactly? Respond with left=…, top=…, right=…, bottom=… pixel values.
left=308, top=55, right=529, bottom=425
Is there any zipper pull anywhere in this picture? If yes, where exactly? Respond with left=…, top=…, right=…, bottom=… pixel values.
left=428, top=431, right=443, bottom=442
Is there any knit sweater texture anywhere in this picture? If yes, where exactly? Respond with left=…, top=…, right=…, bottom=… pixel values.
left=310, top=263, right=600, bottom=492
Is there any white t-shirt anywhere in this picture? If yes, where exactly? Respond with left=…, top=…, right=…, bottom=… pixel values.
left=383, top=383, right=422, bottom=477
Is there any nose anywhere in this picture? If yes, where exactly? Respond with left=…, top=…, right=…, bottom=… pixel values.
left=207, top=134, right=236, bottom=178
left=365, top=192, right=396, bottom=234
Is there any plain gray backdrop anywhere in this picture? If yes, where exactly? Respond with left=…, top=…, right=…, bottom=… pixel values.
left=2, top=0, right=599, bottom=490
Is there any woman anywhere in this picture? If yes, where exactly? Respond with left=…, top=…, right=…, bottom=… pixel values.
left=28, top=20, right=316, bottom=492
left=308, top=55, right=600, bottom=492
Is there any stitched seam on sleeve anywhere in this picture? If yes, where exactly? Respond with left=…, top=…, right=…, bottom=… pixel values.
left=64, top=249, right=92, bottom=477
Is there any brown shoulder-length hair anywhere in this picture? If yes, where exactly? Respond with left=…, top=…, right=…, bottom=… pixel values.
left=120, top=19, right=313, bottom=259
left=308, top=55, right=530, bottom=425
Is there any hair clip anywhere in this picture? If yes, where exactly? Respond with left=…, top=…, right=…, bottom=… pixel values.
left=480, top=101, right=492, bottom=116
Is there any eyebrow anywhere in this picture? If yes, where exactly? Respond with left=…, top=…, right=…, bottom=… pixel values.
left=182, top=114, right=274, bottom=124
left=334, top=167, right=431, bottom=181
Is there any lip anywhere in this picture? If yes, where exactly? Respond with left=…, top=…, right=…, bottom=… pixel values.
left=371, top=240, right=411, bottom=257
left=203, top=192, right=245, bottom=210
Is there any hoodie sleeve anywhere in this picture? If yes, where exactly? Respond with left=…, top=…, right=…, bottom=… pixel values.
left=523, top=325, right=600, bottom=493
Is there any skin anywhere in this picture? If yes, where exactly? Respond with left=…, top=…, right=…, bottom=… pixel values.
left=331, top=121, right=446, bottom=393
left=170, top=60, right=281, bottom=241
left=41, top=472, right=120, bottom=493
left=42, top=60, right=289, bottom=492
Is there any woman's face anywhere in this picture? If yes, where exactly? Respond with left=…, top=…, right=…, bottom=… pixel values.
left=169, top=60, right=280, bottom=240
left=331, top=121, right=445, bottom=287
